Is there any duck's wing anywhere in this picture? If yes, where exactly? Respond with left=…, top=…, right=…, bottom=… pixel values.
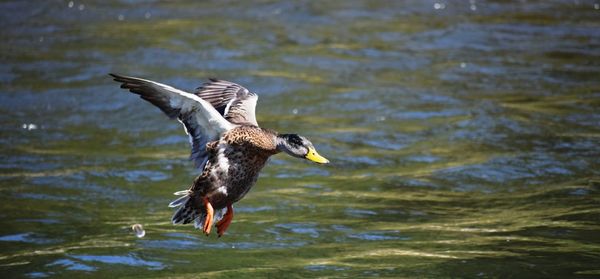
left=194, top=79, right=259, bottom=126
left=109, top=73, right=235, bottom=170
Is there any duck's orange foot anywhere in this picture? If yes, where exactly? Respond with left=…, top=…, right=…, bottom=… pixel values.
left=202, top=197, right=214, bottom=236
left=216, top=204, right=234, bottom=237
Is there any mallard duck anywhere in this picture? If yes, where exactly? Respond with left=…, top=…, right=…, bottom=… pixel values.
left=109, top=73, right=329, bottom=237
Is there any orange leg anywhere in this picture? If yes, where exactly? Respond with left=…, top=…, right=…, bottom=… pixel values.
left=216, top=204, right=234, bottom=237
left=202, top=197, right=214, bottom=236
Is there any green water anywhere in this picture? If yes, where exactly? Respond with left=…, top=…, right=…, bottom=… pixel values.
left=1, top=1, right=600, bottom=278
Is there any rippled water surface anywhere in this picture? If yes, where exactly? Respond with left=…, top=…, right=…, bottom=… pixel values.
left=2, top=0, right=600, bottom=278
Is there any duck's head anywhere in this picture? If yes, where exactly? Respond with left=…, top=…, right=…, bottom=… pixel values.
left=276, top=134, right=329, bottom=164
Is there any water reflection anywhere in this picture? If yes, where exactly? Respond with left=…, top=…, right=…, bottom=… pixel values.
left=69, top=254, right=164, bottom=270
left=0, top=233, right=59, bottom=245
left=1, top=0, right=599, bottom=278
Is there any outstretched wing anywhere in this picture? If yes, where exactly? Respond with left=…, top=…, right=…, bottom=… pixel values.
left=194, top=79, right=259, bottom=126
left=109, top=73, right=235, bottom=170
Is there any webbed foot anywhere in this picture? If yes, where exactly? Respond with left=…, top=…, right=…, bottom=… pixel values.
left=202, top=197, right=214, bottom=235
left=216, top=204, right=234, bottom=237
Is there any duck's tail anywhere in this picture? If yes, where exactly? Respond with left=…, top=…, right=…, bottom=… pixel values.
left=169, top=190, right=196, bottom=225
left=169, top=190, right=225, bottom=229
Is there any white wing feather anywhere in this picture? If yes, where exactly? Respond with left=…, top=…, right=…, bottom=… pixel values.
left=110, top=73, right=235, bottom=169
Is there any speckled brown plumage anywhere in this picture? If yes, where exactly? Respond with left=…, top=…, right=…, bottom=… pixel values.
left=201, top=125, right=277, bottom=203
left=171, top=125, right=280, bottom=226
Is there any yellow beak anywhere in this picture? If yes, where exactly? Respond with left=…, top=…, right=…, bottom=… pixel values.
left=305, top=147, right=330, bottom=164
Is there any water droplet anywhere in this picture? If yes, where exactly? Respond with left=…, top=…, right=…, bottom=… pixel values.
left=292, top=108, right=298, bottom=115
left=470, top=4, right=477, bottom=11
left=433, top=2, right=446, bottom=10
left=22, top=123, right=37, bottom=130
left=68, top=1, right=74, bottom=8
left=78, top=4, right=84, bottom=11
left=131, top=224, right=145, bottom=238
left=460, top=62, right=467, bottom=68
left=39, top=36, right=44, bottom=42
left=118, top=14, right=125, bottom=21
left=144, top=12, right=151, bottom=19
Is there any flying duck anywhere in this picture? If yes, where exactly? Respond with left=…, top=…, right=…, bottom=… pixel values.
left=109, top=74, right=329, bottom=237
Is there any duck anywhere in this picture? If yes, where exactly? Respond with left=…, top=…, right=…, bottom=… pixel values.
left=109, top=73, right=329, bottom=237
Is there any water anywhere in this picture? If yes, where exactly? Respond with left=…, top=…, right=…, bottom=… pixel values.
left=1, top=0, right=600, bottom=277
